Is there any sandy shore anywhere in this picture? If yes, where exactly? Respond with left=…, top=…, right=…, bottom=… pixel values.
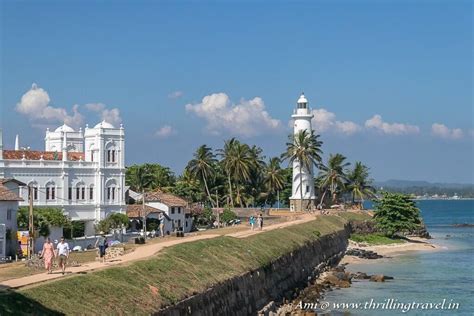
left=341, top=237, right=440, bottom=265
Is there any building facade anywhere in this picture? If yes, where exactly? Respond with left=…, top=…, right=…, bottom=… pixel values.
left=289, top=93, right=317, bottom=211
left=0, top=121, right=126, bottom=235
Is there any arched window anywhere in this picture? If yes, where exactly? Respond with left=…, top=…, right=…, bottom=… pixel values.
left=76, top=182, right=85, bottom=200
left=89, top=185, right=94, bottom=200
left=45, top=182, right=56, bottom=201
left=28, top=182, right=38, bottom=201
left=105, top=179, right=117, bottom=202
left=105, top=142, right=117, bottom=163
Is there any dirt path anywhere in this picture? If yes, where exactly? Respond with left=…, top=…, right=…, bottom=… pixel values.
left=1, top=214, right=316, bottom=289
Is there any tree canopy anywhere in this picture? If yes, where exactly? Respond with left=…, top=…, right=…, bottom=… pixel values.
left=373, top=192, right=423, bottom=237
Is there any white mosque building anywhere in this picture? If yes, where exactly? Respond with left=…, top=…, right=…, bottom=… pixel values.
left=0, top=121, right=125, bottom=235
left=289, top=93, right=317, bottom=212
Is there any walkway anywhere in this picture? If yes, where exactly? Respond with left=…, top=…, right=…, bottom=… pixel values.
left=1, top=214, right=316, bottom=289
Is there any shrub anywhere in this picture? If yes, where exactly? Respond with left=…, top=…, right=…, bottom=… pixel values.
left=373, top=192, right=422, bottom=238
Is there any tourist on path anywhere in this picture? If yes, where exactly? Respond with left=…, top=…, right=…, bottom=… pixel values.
left=41, top=237, right=55, bottom=274
left=56, top=237, right=70, bottom=275
left=95, top=232, right=107, bottom=263
left=158, top=213, right=165, bottom=237
left=257, top=214, right=263, bottom=230
left=249, top=216, right=255, bottom=230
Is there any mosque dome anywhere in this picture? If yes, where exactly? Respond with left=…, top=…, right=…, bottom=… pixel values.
left=54, top=124, right=75, bottom=133
left=94, top=120, right=115, bottom=129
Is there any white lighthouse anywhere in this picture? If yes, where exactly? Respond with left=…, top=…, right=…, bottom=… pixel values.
left=289, top=93, right=317, bottom=211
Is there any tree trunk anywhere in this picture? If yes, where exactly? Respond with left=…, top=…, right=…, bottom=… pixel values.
left=227, top=174, right=234, bottom=207
left=142, top=188, right=147, bottom=241
left=202, top=175, right=214, bottom=207
left=299, top=163, right=303, bottom=212
left=319, top=189, right=328, bottom=209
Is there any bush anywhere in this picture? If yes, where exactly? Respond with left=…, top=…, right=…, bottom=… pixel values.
left=18, top=207, right=69, bottom=237
left=195, top=206, right=215, bottom=226
left=373, top=192, right=423, bottom=238
left=96, top=213, right=129, bottom=233
left=221, top=207, right=237, bottom=224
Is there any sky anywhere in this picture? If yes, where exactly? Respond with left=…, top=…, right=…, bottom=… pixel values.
left=0, top=0, right=472, bottom=183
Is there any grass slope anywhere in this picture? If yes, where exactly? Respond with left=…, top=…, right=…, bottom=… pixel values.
left=0, top=216, right=347, bottom=316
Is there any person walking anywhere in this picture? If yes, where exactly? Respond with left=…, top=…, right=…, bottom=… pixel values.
left=158, top=213, right=165, bottom=238
left=249, top=216, right=255, bottom=230
left=95, top=232, right=107, bottom=263
left=256, top=214, right=263, bottom=231
left=41, top=237, right=55, bottom=274
left=56, top=237, right=70, bottom=275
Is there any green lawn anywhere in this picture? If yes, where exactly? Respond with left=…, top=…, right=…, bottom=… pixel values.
left=350, top=233, right=405, bottom=245
left=0, top=215, right=348, bottom=316
left=337, top=211, right=373, bottom=222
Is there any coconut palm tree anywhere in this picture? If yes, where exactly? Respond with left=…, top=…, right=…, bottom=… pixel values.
left=125, top=165, right=153, bottom=239
left=262, top=157, right=285, bottom=206
left=281, top=130, right=323, bottom=211
left=218, top=139, right=253, bottom=207
left=317, top=153, right=350, bottom=206
left=186, top=145, right=217, bottom=206
left=347, top=161, right=376, bottom=209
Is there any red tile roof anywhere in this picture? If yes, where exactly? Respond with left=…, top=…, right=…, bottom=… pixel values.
left=144, top=189, right=188, bottom=207
left=126, top=204, right=163, bottom=218
left=0, top=179, right=23, bottom=201
left=2, top=150, right=84, bottom=161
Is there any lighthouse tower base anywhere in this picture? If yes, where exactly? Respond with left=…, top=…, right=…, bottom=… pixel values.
left=289, top=198, right=317, bottom=212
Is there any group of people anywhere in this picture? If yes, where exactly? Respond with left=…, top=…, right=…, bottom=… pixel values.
left=249, top=213, right=264, bottom=230
left=40, top=232, right=109, bottom=275
left=40, top=236, right=71, bottom=275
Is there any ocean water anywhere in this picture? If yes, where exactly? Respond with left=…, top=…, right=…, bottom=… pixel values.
left=320, top=200, right=474, bottom=315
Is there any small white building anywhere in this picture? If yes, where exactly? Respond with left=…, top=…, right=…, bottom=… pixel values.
left=0, top=121, right=126, bottom=236
left=0, top=178, right=25, bottom=256
left=126, top=189, right=193, bottom=234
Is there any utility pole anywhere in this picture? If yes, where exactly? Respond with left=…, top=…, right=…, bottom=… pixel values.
left=216, top=189, right=220, bottom=229
left=28, top=185, right=34, bottom=259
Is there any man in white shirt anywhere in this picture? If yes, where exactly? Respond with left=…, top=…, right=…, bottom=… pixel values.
left=56, top=236, right=70, bottom=275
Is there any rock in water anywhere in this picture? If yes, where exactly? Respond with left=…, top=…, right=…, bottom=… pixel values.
left=370, top=274, right=394, bottom=282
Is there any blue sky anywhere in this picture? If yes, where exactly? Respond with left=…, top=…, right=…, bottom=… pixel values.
left=1, top=0, right=472, bottom=183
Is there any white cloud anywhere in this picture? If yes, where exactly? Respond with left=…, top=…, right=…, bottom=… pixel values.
left=16, top=83, right=84, bottom=128
left=168, top=91, right=184, bottom=99
left=155, top=125, right=176, bottom=138
left=85, top=103, right=122, bottom=126
left=310, top=108, right=361, bottom=135
left=365, top=115, right=420, bottom=135
left=431, top=123, right=463, bottom=140
left=185, top=93, right=281, bottom=137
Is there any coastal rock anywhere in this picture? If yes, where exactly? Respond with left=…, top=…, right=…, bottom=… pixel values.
left=369, top=274, right=394, bottom=282
left=352, top=272, right=370, bottom=280
left=345, top=248, right=383, bottom=259
left=350, top=220, right=379, bottom=234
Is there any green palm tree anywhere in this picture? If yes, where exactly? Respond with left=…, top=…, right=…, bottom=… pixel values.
left=347, top=161, right=376, bottom=209
left=281, top=130, right=323, bottom=211
left=263, top=157, right=285, bottom=206
left=218, top=138, right=253, bottom=207
left=186, top=145, right=217, bottom=206
left=317, top=153, right=350, bottom=206
left=125, top=165, right=153, bottom=239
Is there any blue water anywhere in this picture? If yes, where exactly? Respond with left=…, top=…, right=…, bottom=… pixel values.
left=321, top=200, right=474, bottom=315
